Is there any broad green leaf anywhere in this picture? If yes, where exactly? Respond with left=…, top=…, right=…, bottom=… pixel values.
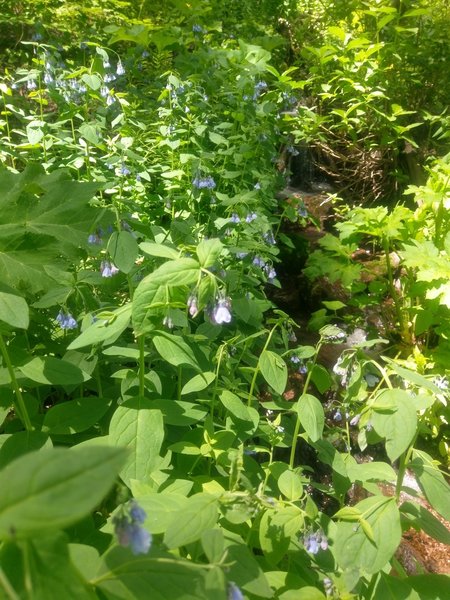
left=346, top=461, right=396, bottom=484
left=196, top=238, right=223, bottom=268
left=1, top=533, right=97, bottom=600
left=334, top=496, right=401, bottom=574
left=209, top=132, right=228, bottom=146
left=0, top=431, right=51, bottom=469
left=139, top=242, right=179, bottom=259
left=94, top=546, right=211, bottom=599
left=0, top=292, right=29, bottom=329
left=0, top=446, right=126, bottom=539
left=223, top=531, right=273, bottom=598
left=132, top=258, right=200, bottom=334
left=135, top=493, right=187, bottom=534
left=410, top=449, right=450, bottom=521
left=147, top=399, right=207, bottom=426
left=79, top=123, right=99, bottom=145
left=0, top=166, right=102, bottom=294
left=371, top=389, right=417, bottom=461
left=43, top=397, right=111, bottom=434
left=409, top=574, right=450, bottom=599
left=107, top=231, right=139, bottom=274
left=201, top=529, right=224, bottom=564
left=297, top=394, right=324, bottom=442
left=220, top=390, right=258, bottom=425
left=400, top=501, right=450, bottom=545
left=68, top=304, right=131, bottom=350
left=152, top=332, right=202, bottom=371
left=259, top=509, right=290, bottom=565
left=109, top=398, right=164, bottom=487
left=26, top=120, right=44, bottom=144
left=372, top=573, right=420, bottom=600
left=164, top=493, right=219, bottom=549
left=81, top=73, right=101, bottom=90
left=278, top=469, right=303, bottom=500
left=19, top=356, right=91, bottom=385
left=259, top=350, right=287, bottom=395
left=181, top=371, right=215, bottom=395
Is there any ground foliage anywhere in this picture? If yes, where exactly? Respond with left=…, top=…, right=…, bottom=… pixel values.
left=0, top=1, right=449, bottom=598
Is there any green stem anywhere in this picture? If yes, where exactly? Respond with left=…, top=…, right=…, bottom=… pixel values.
left=289, top=342, right=322, bottom=469
left=0, top=335, right=33, bottom=431
left=395, top=435, right=417, bottom=502
left=138, top=335, right=146, bottom=397
left=0, top=569, right=20, bottom=600
left=247, top=326, right=274, bottom=407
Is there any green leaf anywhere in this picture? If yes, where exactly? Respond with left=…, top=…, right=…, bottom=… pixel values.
left=181, top=371, right=215, bottom=395
left=259, top=508, right=290, bottom=565
left=220, top=390, right=259, bottom=425
left=1, top=533, right=97, bottom=600
left=334, top=496, right=402, bottom=575
left=68, top=304, right=131, bottom=350
left=0, top=431, right=52, bottom=470
left=81, top=74, right=101, bottom=90
left=410, top=449, right=450, bottom=521
left=196, top=238, right=223, bottom=268
left=278, top=469, right=303, bottom=501
left=346, top=461, right=396, bottom=484
left=94, top=546, right=211, bottom=600
left=371, top=389, right=417, bottom=461
left=107, top=231, right=139, bottom=274
left=409, top=574, right=450, bottom=599
left=372, top=573, right=420, bottom=600
left=400, top=501, right=450, bottom=545
left=79, top=123, right=99, bottom=145
left=43, top=397, right=111, bottom=434
left=109, top=398, right=165, bottom=487
left=0, top=446, right=126, bottom=539
left=164, top=493, right=219, bottom=549
left=0, top=166, right=102, bottom=294
left=297, top=394, right=324, bottom=442
left=259, top=350, right=287, bottom=395
left=139, top=242, right=179, bottom=259
left=209, top=132, right=228, bottom=146
left=147, top=399, right=207, bottom=426
left=132, top=258, right=200, bottom=334
left=201, top=529, right=224, bottom=564
left=0, top=292, right=29, bottom=329
left=135, top=493, right=186, bottom=534
left=19, top=356, right=91, bottom=385
left=152, top=332, right=202, bottom=371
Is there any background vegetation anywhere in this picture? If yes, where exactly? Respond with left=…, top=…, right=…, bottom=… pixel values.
left=0, top=1, right=449, bottom=598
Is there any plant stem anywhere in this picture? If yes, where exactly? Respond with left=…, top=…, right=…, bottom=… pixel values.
left=395, top=435, right=417, bottom=502
left=0, top=334, right=33, bottom=431
left=247, top=326, right=274, bottom=407
left=0, top=568, right=20, bottom=600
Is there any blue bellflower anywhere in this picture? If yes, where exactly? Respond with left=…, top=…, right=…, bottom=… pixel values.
left=114, top=500, right=152, bottom=556
left=101, top=261, right=119, bottom=277
left=228, top=582, right=244, bottom=600
left=211, top=297, right=232, bottom=325
left=56, top=311, right=77, bottom=330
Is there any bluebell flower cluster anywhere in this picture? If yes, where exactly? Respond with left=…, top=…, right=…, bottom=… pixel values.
left=229, top=213, right=240, bottom=224
left=56, top=311, right=77, bottom=330
left=334, top=409, right=342, bottom=422
left=228, top=582, right=244, bottom=600
left=263, top=231, right=276, bottom=245
left=187, top=294, right=198, bottom=317
left=252, top=257, right=277, bottom=283
left=193, top=175, right=216, bottom=189
left=211, top=296, right=232, bottom=325
left=253, top=80, right=268, bottom=100
left=297, top=201, right=308, bottom=218
left=245, top=212, right=258, bottom=223
left=192, top=24, right=203, bottom=33
left=303, top=530, right=328, bottom=554
left=290, top=355, right=307, bottom=374
left=100, top=261, right=119, bottom=277
left=116, top=60, right=126, bottom=76
left=88, top=232, right=102, bottom=245
left=113, top=500, right=152, bottom=555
